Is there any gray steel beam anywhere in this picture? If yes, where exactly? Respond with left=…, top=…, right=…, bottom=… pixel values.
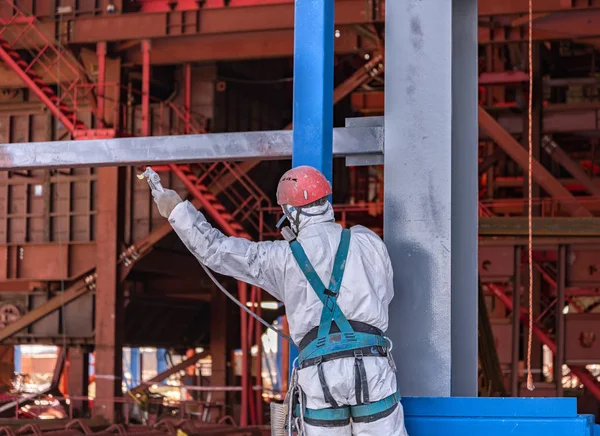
left=384, top=0, right=453, bottom=397
left=451, top=0, right=479, bottom=397
left=0, top=126, right=382, bottom=170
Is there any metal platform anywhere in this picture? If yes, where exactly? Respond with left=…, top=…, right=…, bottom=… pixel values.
left=403, top=397, right=600, bottom=435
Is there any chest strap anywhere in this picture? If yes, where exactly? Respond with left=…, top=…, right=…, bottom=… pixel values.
left=290, top=230, right=387, bottom=366
left=289, top=228, right=354, bottom=337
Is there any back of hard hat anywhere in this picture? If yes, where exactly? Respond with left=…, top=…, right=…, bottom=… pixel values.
left=276, top=166, right=332, bottom=207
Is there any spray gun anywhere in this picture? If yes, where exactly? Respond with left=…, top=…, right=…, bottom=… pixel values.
left=137, top=167, right=164, bottom=193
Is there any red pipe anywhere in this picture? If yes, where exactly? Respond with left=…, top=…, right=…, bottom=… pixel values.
left=184, top=63, right=192, bottom=134
left=96, top=42, right=107, bottom=128
left=141, top=40, right=151, bottom=137
left=488, top=283, right=600, bottom=400
left=239, top=281, right=249, bottom=426
left=0, top=47, right=76, bottom=134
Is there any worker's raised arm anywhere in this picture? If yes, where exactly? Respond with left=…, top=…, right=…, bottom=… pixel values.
left=165, top=198, right=286, bottom=302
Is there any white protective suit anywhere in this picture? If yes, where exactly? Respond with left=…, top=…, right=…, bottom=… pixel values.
left=166, top=198, right=408, bottom=436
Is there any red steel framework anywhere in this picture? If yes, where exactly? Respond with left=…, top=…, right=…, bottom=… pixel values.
left=0, top=1, right=271, bottom=425
left=6, top=0, right=600, bottom=420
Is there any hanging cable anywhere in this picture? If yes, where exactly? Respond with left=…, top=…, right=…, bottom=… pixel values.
left=138, top=167, right=293, bottom=344
left=201, top=263, right=293, bottom=344
left=526, top=0, right=535, bottom=392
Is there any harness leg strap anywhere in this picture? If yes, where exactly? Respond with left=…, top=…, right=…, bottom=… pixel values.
left=317, top=361, right=339, bottom=408
left=351, top=392, right=401, bottom=423
left=354, top=352, right=369, bottom=405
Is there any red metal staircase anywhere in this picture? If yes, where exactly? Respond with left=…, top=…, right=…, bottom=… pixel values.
left=149, top=107, right=272, bottom=237
left=0, top=1, right=113, bottom=139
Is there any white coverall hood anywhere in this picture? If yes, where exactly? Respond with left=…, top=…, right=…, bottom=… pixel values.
left=281, top=201, right=335, bottom=234
left=167, top=199, right=408, bottom=436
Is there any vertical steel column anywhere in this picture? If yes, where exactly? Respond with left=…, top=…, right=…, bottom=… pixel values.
left=512, top=246, right=522, bottom=396
left=95, top=167, right=125, bottom=421
left=291, top=0, right=335, bottom=183
left=141, top=40, right=151, bottom=137
left=67, top=348, right=89, bottom=416
left=184, top=63, right=192, bottom=135
left=384, top=0, right=452, bottom=397
left=238, top=281, right=249, bottom=426
left=96, top=42, right=107, bottom=129
left=555, top=245, right=566, bottom=396
left=451, top=0, right=479, bottom=397
left=289, top=0, right=335, bottom=375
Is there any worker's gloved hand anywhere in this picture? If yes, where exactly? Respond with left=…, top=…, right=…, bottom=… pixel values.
left=152, top=189, right=183, bottom=218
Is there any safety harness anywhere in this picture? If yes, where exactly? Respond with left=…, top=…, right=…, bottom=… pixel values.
left=288, top=229, right=400, bottom=427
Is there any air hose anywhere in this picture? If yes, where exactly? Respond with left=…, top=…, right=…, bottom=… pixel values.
left=138, top=167, right=293, bottom=344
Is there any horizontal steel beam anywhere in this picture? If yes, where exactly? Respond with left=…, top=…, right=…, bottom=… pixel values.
left=0, top=126, right=382, bottom=170
left=479, top=217, right=600, bottom=237
left=353, top=92, right=600, bottom=135
left=478, top=107, right=593, bottom=218
left=123, top=28, right=371, bottom=64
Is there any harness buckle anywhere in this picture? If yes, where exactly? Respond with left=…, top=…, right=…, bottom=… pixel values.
left=324, top=289, right=338, bottom=297
left=353, top=349, right=364, bottom=359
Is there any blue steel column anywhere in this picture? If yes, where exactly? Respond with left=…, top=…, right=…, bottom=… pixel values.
left=384, top=0, right=453, bottom=397
left=291, top=0, right=335, bottom=183
left=290, top=0, right=335, bottom=370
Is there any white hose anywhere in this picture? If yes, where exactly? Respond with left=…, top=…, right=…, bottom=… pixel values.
left=200, top=262, right=293, bottom=343
left=140, top=167, right=293, bottom=344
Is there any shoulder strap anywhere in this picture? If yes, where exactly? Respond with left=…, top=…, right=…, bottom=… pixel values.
left=289, top=229, right=353, bottom=336
left=317, top=229, right=352, bottom=337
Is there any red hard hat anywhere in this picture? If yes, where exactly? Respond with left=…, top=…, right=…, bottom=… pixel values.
left=276, top=166, right=332, bottom=207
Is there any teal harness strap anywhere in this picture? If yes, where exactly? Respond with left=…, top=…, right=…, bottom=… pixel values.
left=289, top=228, right=401, bottom=421
left=350, top=392, right=401, bottom=420
left=289, top=229, right=353, bottom=334
left=294, top=392, right=401, bottom=425
left=298, top=331, right=388, bottom=363
left=317, top=228, right=351, bottom=337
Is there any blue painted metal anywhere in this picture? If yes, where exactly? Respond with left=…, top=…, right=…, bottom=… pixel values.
left=402, top=397, right=600, bottom=436
left=89, top=353, right=95, bottom=378
left=289, top=0, right=335, bottom=377
left=130, top=348, right=140, bottom=386
left=289, top=344, right=298, bottom=377
left=156, top=348, right=168, bottom=377
left=291, top=0, right=335, bottom=183
left=13, top=346, right=21, bottom=373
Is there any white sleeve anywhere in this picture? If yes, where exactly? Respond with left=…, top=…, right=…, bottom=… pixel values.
left=382, top=242, right=395, bottom=306
left=167, top=200, right=287, bottom=302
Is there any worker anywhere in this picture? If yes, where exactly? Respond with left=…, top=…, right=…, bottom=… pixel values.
left=151, top=166, right=408, bottom=436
